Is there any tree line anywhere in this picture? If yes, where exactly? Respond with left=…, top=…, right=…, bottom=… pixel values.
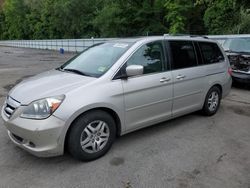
left=0, top=0, right=249, bottom=40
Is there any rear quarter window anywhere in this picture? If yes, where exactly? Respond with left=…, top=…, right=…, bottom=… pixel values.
left=199, top=42, right=225, bottom=64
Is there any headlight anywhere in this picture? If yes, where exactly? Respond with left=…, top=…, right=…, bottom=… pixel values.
left=20, top=95, right=65, bottom=119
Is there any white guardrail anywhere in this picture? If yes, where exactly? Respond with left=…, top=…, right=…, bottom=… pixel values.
left=0, top=35, right=249, bottom=52
left=0, top=38, right=115, bottom=52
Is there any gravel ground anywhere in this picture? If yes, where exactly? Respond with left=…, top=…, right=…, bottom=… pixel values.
left=0, top=46, right=249, bottom=188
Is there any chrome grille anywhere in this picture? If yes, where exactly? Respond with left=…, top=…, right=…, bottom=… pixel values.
left=4, top=96, right=21, bottom=118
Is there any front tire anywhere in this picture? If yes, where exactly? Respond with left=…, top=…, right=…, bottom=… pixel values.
left=67, top=110, right=116, bottom=161
left=202, top=86, right=221, bottom=116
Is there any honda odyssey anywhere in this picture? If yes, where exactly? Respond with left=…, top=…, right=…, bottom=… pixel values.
left=1, top=36, right=232, bottom=161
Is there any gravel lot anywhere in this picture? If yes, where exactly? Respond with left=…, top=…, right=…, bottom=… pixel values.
left=0, top=46, right=249, bottom=188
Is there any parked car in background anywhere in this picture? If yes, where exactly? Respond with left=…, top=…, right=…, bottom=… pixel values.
left=222, top=38, right=250, bottom=84
left=208, top=35, right=250, bottom=84
left=1, top=36, right=232, bottom=161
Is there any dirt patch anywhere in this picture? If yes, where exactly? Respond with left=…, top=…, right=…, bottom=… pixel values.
left=4, top=51, right=13, bottom=54
left=3, top=75, right=34, bottom=92
left=226, top=98, right=250, bottom=105
left=192, top=169, right=201, bottom=176
left=176, top=169, right=201, bottom=188
left=122, top=181, right=132, bottom=188
left=229, top=105, right=250, bottom=116
left=17, top=55, right=29, bottom=58
left=216, top=153, right=227, bottom=163
left=3, top=84, right=14, bottom=91
left=206, top=119, right=216, bottom=130
left=110, top=157, right=125, bottom=166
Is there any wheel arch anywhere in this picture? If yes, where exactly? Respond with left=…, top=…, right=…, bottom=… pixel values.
left=211, top=84, right=223, bottom=98
left=64, top=107, right=122, bottom=152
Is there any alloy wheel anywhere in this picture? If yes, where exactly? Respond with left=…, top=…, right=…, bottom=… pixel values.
left=208, top=91, right=219, bottom=112
left=80, top=120, right=110, bottom=154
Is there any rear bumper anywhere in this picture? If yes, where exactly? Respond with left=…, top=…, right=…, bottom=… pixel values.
left=222, top=77, right=232, bottom=98
left=232, top=71, right=250, bottom=84
left=1, top=106, right=66, bottom=157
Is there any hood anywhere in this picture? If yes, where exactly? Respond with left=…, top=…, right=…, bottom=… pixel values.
left=9, top=69, right=96, bottom=105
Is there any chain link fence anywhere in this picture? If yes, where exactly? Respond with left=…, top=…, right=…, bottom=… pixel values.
left=0, top=38, right=115, bottom=52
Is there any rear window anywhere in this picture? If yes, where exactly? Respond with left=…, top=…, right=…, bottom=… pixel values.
left=169, top=41, right=198, bottom=70
left=199, top=42, right=224, bottom=64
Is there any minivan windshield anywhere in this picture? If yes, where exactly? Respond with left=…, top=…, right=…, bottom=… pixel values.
left=222, top=38, right=250, bottom=53
left=60, top=42, right=132, bottom=77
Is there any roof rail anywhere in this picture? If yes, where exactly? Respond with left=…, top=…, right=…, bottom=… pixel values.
left=164, top=34, right=208, bottom=39
left=190, top=35, right=209, bottom=39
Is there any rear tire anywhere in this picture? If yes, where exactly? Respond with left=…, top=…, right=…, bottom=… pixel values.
left=202, top=86, right=221, bottom=116
left=67, top=110, right=116, bottom=161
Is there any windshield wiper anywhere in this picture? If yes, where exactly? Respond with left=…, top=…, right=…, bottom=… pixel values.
left=62, top=68, right=91, bottom=77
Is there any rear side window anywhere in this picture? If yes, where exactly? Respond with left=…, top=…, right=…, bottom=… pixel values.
left=169, top=41, right=197, bottom=70
left=199, top=42, right=224, bottom=64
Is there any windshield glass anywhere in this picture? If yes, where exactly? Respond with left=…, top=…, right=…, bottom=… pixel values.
left=60, top=42, right=132, bottom=77
left=222, top=38, right=250, bottom=53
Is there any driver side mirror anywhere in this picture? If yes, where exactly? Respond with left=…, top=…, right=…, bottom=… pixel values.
left=114, top=65, right=144, bottom=80
left=126, top=65, right=144, bottom=77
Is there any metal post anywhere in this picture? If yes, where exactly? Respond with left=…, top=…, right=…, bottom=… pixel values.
left=68, top=39, right=70, bottom=52
left=82, top=39, right=84, bottom=51
left=75, top=39, right=77, bottom=53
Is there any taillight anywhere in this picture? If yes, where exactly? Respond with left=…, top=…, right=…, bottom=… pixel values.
left=228, top=67, right=232, bottom=76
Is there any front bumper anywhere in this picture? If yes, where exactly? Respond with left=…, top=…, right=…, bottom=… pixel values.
left=1, top=105, right=66, bottom=157
left=232, top=71, right=250, bottom=84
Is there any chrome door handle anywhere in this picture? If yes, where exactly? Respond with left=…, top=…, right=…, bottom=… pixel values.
left=176, top=75, right=186, bottom=80
left=160, top=77, right=171, bottom=83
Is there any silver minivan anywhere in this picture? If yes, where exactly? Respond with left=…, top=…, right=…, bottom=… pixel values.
left=1, top=36, right=232, bottom=161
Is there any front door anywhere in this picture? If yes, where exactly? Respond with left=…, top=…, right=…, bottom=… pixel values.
left=122, top=41, right=173, bottom=132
